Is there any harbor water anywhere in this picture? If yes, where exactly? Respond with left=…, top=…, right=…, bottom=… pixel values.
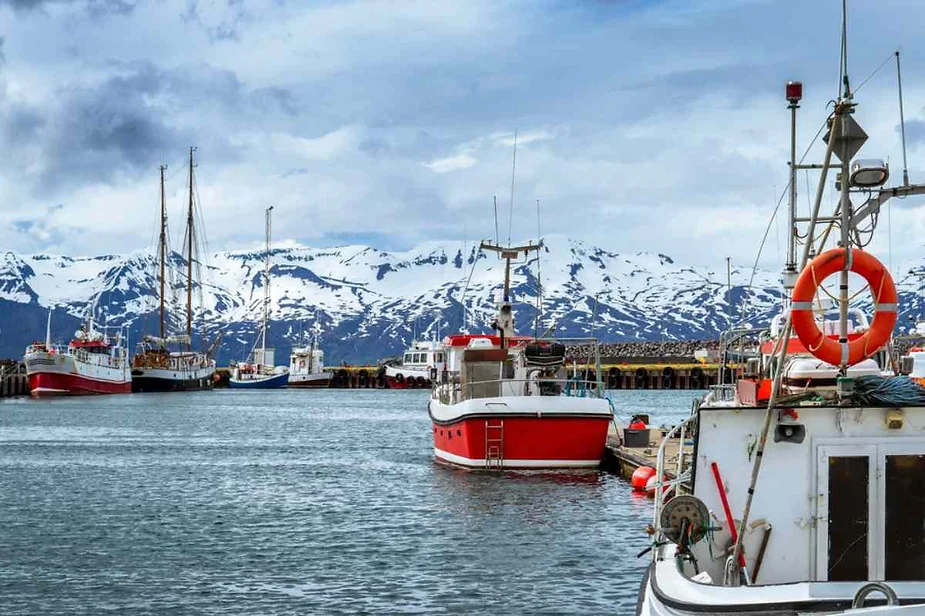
left=0, top=389, right=696, bottom=614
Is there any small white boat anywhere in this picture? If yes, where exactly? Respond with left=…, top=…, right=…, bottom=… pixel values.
left=229, top=206, right=289, bottom=389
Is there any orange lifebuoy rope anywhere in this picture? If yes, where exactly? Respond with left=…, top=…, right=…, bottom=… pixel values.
left=791, top=248, right=897, bottom=367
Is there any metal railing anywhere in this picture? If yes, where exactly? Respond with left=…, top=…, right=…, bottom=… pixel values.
left=432, top=377, right=605, bottom=405
left=652, top=413, right=697, bottom=542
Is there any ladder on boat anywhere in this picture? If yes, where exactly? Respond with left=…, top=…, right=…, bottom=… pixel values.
left=485, top=419, right=504, bottom=471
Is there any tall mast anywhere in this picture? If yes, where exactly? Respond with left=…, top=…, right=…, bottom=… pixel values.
left=784, top=80, right=803, bottom=300
left=158, top=164, right=167, bottom=339
left=262, top=206, right=273, bottom=359
left=186, top=146, right=196, bottom=350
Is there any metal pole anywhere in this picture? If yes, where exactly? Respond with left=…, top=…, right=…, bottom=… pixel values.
left=897, top=51, right=910, bottom=187
left=838, top=114, right=852, bottom=374
left=787, top=100, right=798, bottom=271
left=262, top=206, right=272, bottom=361
left=729, top=111, right=841, bottom=585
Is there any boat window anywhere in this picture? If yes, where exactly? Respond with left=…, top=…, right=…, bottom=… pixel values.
left=885, top=455, right=925, bottom=580
left=502, top=359, right=515, bottom=380
left=465, top=363, right=501, bottom=399
left=404, top=353, right=412, bottom=363
left=827, top=456, right=869, bottom=582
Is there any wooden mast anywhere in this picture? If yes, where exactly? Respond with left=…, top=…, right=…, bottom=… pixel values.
left=158, top=164, right=167, bottom=340
left=186, top=147, right=196, bottom=351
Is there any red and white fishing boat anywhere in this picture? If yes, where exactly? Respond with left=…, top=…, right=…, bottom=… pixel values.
left=428, top=240, right=613, bottom=469
left=24, top=314, right=131, bottom=396
left=383, top=340, right=445, bottom=389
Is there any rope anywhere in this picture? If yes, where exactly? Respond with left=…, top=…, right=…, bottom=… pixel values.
left=853, top=375, right=925, bottom=406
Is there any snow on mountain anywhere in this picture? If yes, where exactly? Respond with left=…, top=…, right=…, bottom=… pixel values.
left=6, top=234, right=915, bottom=363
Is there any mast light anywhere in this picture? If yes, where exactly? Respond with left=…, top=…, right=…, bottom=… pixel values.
left=850, top=159, right=890, bottom=188
left=786, top=81, right=803, bottom=103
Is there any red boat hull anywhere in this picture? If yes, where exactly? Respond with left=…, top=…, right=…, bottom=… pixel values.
left=29, top=371, right=132, bottom=396
left=385, top=375, right=430, bottom=390
left=432, top=415, right=611, bottom=469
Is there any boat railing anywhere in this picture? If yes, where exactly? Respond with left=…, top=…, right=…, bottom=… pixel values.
left=706, top=383, right=737, bottom=403
left=652, top=413, right=697, bottom=544
left=432, top=377, right=605, bottom=405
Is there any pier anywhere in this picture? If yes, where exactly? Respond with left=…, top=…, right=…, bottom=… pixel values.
left=603, top=426, right=694, bottom=490
left=0, top=363, right=28, bottom=397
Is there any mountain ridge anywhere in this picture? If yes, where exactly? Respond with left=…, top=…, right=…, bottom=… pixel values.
left=2, top=235, right=921, bottom=363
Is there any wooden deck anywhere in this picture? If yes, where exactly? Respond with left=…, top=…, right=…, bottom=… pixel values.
left=603, top=425, right=693, bottom=490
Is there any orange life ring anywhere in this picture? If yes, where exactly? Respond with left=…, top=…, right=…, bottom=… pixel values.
left=791, top=248, right=897, bottom=366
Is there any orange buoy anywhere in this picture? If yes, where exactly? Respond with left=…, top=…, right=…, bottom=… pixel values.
left=629, top=419, right=646, bottom=430
left=792, top=248, right=897, bottom=366
left=631, top=466, right=656, bottom=492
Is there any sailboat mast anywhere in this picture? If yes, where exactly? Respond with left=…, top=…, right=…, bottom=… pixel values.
left=159, top=164, right=167, bottom=339
left=262, top=206, right=273, bottom=358
left=186, top=147, right=196, bottom=350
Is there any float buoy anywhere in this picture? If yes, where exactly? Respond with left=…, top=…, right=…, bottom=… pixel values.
left=645, top=475, right=659, bottom=498
left=395, top=373, right=404, bottom=385
left=416, top=376, right=426, bottom=387
left=629, top=419, right=646, bottom=430
left=792, top=248, right=897, bottom=366
left=631, top=466, right=656, bottom=492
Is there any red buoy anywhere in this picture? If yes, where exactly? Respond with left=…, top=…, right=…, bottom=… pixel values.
left=629, top=420, right=646, bottom=430
left=631, top=466, right=656, bottom=492
left=645, top=475, right=659, bottom=498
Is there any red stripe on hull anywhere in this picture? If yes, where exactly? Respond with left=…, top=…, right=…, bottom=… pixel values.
left=432, top=415, right=610, bottom=469
left=29, top=372, right=132, bottom=396
left=385, top=376, right=431, bottom=389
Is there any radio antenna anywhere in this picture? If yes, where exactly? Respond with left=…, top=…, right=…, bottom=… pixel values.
left=507, top=130, right=517, bottom=246
left=896, top=50, right=910, bottom=187
left=493, top=196, right=500, bottom=245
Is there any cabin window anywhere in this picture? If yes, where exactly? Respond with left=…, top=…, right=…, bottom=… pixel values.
left=826, top=455, right=870, bottom=582
left=404, top=354, right=412, bottom=363
left=502, top=360, right=515, bottom=380
left=885, top=455, right=925, bottom=580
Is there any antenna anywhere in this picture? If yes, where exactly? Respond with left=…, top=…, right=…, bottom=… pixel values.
left=507, top=130, right=517, bottom=246
left=838, top=0, right=850, bottom=98
left=896, top=50, right=910, bottom=187
left=535, top=198, right=543, bottom=338
left=493, top=196, right=500, bottom=245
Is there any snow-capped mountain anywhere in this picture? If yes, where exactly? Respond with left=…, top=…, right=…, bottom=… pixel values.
left=2, top=235, right=921, bottom=363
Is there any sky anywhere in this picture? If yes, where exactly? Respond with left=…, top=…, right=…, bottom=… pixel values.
left=2, top=0, right=925, bottom=272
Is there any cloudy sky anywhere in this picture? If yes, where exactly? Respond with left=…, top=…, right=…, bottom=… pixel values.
left=2, top=0, right=925, bottom=270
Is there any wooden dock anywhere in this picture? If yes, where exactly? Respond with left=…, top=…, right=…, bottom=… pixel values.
left=603, top=425, right=693, bottom=490
left=0, top=363, right=28, bottom=398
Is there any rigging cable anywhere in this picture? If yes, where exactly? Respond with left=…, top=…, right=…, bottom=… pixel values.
left=740, top=115, right=832, bottom=324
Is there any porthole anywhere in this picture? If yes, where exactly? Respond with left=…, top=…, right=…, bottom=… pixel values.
left=457, top=430, right=462, bottom=437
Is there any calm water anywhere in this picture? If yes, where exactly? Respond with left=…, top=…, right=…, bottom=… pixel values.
left=0, top=389, right=698, bottom=615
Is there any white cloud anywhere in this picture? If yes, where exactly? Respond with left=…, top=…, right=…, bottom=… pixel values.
left=423, top=153, right=477, bottom=174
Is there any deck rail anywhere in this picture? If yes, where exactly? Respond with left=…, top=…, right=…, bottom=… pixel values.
left=432, top=377, right=606, bottom=405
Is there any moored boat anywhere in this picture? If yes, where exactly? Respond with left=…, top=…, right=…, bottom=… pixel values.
left=383, top=340, right=445, bottom=389
left=229, top=206, right=289, bottom=389
left=428, top=240, right=613, bottom=470
left=288, top=334, right=331, bottom=388
left=131, top=151, right=217, bottom=393
left=25, top=315, right=131, bottom=396
left=637, top=43, right=925, bottom=615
